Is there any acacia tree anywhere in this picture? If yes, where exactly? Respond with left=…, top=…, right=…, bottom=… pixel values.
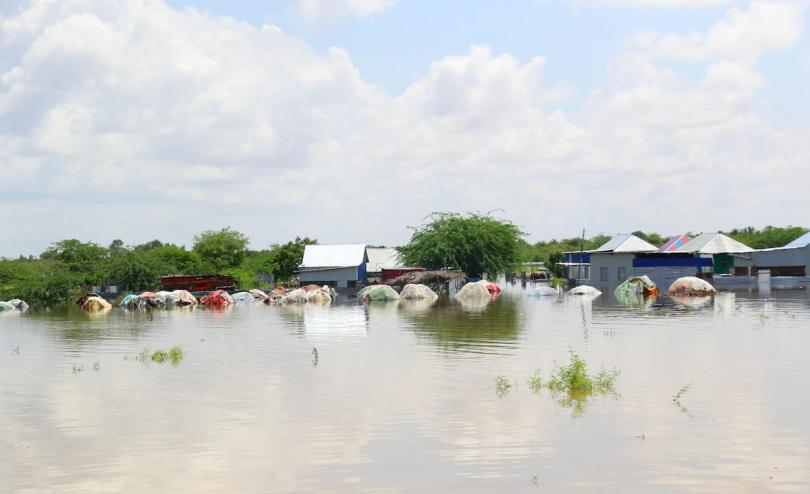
left=192, top=227, right=249, bottom=271
left=398, top=212, right=524, bottom=278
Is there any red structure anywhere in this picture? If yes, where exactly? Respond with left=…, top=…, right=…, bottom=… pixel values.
left=159, top=275, right=236, bottom=293
left=381, top=268, right=424, bottom=283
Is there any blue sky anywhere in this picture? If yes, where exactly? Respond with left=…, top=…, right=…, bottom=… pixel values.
left=0, top=0, right=809, bottom=255
left=166, top=0, right=807, bottom=122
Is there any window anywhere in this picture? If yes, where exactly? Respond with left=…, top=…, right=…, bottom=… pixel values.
left=600, top=267, right=608, bottom=282
left=618, top=267, right=627, bottom=281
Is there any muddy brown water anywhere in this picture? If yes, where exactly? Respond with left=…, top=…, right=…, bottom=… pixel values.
left=2, top=284, right=810, bottom=493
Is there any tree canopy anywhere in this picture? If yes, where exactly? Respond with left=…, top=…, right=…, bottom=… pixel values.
left=192, top=227, right=249, bottom=271
left=399, top=212, right=524, bottom=277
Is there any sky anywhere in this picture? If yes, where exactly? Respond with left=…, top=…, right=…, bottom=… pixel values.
left=0, top=0, right=809, bottom=256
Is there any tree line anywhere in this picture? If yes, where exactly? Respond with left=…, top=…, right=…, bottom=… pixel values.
left=1, top=216, right=806, bottom=308
left=0, top=229, right=315, bottom=307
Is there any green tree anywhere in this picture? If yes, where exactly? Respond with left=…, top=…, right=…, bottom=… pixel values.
left=104, top=251, right=161, bottom=292
left=145, top=245, right=208, bottom=274
left=267, top=237, right=317, bottom=281
left=192, top=228, right=249, bottom=271
left=725, top=225, right=808, bottom=249
left=40, top=239, right=107, bottom=286
left=398, top=212, right=524, bottom=278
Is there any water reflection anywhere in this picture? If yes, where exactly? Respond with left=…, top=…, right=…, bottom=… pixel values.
left=401, top=297, right=524, bottom=354
left=3, top=287, right=810, bottom=492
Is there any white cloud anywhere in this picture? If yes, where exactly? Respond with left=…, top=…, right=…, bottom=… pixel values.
left=0, top=0, right=808, bottom=255
left=295, top=0, right=397, bottom=23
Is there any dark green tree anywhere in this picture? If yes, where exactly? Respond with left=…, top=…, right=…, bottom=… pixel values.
left=398, top=212, right=524, bottom=278
left=267, top=237, right=317, bottom=281
left=192, top=227, right=249, bottom=271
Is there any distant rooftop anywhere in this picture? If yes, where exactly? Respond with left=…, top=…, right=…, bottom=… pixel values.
left=673, top=233, right=753, bottom=254
left=300, top=244, right=368, bottom=268
left=366, top=247, right=405, bottom=272
left=594, top=234, right=658, bottom=253
left=657, top=234, right=692, bottom=253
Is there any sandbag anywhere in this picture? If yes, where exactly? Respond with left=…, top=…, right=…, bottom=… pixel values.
left=249, top=289, right=267, bottom=299
left=306, top=289, right=332, bottom=304
left=667, top=277, right=716, bottom=296
left=359, top=285, right=400, bottom=302
left=172, top=290, right=198, bottom=305
left=568, top=285, right=602, bottom=297
left=399, top=283, right=438, bottom=301
left=231, top=292, right=256, bottom=303
left=82, top=295, right=112, bottom=312
left=200, top=290, right=234, bottom=306
left=456, top=281, right=492, bottom=301
left=7, top=299, right=29, bottom=311
left=283, top=288, right=309, bottom=304
left=614, top=275, right=659, bottom=306
left=155, top=291, right=181, bottom=306
left=120, top=294, right=143, bottom=310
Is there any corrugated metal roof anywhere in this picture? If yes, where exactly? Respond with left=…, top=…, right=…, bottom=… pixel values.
left=300, top=244, right=368, bottom=268
left=366, top=248, right=404, bottom=272
left=594, top=234, right=657, bottom=253
left=673, top=233, right=753, bottom=254
left=783, top=231, right=810, bottom=249
left=657, top=234, right=692, bottom=253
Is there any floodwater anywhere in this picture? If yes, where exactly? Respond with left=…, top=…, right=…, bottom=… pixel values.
left=2, top=283, right=810, bottom=493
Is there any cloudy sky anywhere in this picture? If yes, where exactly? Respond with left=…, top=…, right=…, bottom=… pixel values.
left=1, top=0, right=808, bottom=256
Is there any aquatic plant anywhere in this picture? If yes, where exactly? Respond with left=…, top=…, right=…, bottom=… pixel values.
left=72, top=364, right=83, bottom=374
left=312, top=347, right=319, bottom=367
left=673, top=383, right=693, bottom=418
left=494, top=374, right=512, bottom=397
left=547, top=349, right=618, bottom=394
left=151, top=345, right=184, bottom=365
left=526, top=370, right=543, bottom=393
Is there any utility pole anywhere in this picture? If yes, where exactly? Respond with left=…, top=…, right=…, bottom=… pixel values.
left=577, top=228, right=585, bottom=285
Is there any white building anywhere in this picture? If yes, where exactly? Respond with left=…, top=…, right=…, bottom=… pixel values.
left=298, top=244, right=369, bottom=289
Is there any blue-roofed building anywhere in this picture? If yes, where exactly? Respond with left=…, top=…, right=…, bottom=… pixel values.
left=752, top=232, right=810, bottom=278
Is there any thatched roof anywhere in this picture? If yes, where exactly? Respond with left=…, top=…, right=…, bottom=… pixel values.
left=386, top=270, right=465, bottom=286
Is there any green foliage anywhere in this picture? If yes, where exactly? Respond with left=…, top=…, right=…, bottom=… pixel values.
left=192, top=227, right=249, bottom=271
left=494, top=375, right=512, bottom=397
left=150, top=346, right=184, bottom=365
left=632, top=231, right=666, bottom=247
left=547, top=349, right=619, bottom=394
left=105, top=250, right=161, bottom=292
left=40, top=239, right=107, bottom=285
left=143, top=245, right=208, bottom=274
left=724, top=225, right=808, bottom=249
left=266, top=236, right=317, bottom=281
left=399, top=212, right=524, bottom=277
left=526, top=370, right=543, bottom=393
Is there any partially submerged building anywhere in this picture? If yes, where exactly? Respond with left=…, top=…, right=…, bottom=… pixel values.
left=752, top=232, right=810, bottom=278
left=672, top=232, right=754, bottom=275
left=298, top=244, right=369, bottom=289
left=365, top=247, right=423, bottom=283
left=589, top=234, right=658, bottom=285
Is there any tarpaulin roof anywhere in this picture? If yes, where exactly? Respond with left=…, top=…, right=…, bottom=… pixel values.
left=594, top=234, right=658, bottom=253
left=673, top=233, right=753, bottom=254
left=300, top=244, right=368, bottom=268
left=657, top=235, right=692, bottom=253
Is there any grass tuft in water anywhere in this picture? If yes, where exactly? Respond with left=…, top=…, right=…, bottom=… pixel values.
left=151, top=346, right=184, bottom=365
left=526, top=370, right=543, bottom=393
left=547, top=349, right=618, bottom=394
left=494, top=374, right=512, bottom=397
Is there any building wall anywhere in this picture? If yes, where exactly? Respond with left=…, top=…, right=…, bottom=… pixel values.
left=752, top=245, right=810, bottom=277
left=589, top=253, right=635, bottom=286
left=299, top=266, right=360, bottom=288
